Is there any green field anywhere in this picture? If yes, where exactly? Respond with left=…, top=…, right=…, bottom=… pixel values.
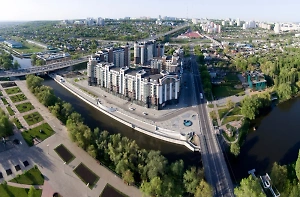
left=12, top=39, right=44, bottom=54
left=10, top=166, right=44, bottom=185
left=13, top=118, right=23, bottom=129
left=16, top=102, right=34, bottom=113
left=6, top=106, right=15, bottom=116
left=23, top=111, right=43, bottom=126
left=5, top=87, right=21, bottom=95
left=0, top=184, right=42, bottom=197
left=9, top=94, right=27, bottom=103
left=218, top=108, right=229, bottom=119
left=1, top=97, right=9, bottom=105
left=212, top=73, right=243, bottom=98
left=222, top=116, right=243, bottom=125
left=227, top=107, right=241, bottom=116
left=21, top=123, right=54, bottom=146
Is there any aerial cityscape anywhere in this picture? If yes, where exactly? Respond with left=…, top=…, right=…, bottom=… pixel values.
left=1, top=1, right=300, bottom=197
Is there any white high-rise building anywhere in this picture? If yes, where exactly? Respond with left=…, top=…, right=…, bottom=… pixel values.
left=222, top=21, right=226, bottom=26
left=274, top=23, right=281, bottom=34
left=97, top=17, right=105, bottom=26
left=236, top=18, right=241, bottom=26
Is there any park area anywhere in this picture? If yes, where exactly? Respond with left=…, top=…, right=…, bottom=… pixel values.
left=23, top=111, right=43, bottom=126
left=10, top=166, right=44, bottom=185
left=1, top=82, right=17, bottom=88
left=74, top=163, right=99, bottom=189
left=16, top=102, right=35, bottom=113
left=6, top=106, right=15, bottom=116
left=5, top=87, right=21, bottom=95
left=212, top=73, right=244, bottom=98
left=0, top=184, right=42, bottom=197
left=100, top=184, right=128, bottom=197
left=54, top=144, right=75, bottom=164
left=21, top=123, right=54, bottom=146
left=9, top=94, right=27, bottom=103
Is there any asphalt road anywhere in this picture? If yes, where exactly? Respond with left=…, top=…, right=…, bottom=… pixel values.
left=190, top=51, right=234, bottom=197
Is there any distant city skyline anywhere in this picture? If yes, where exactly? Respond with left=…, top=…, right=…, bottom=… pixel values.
left=0, top=0, right=300, bottom=22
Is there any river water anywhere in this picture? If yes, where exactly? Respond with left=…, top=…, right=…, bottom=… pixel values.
left=42, top=77, right=201, bottom=166
left=229, top=97, right=300, bottom=182
left=13, top=56, right=32, bottom=69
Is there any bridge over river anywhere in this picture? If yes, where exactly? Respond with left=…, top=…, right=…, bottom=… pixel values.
left=0, top=58, right=88, bottom=78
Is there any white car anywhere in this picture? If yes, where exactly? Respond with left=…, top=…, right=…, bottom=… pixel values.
left=129, top=107, right=135, bottom=111
left=142, top=112, right=148, bottom=115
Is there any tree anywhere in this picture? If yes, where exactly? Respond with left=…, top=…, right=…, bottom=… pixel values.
left=140, top=177, right=163, bottom=197
left=87, top=144, right=97, bottom=158
left=183, top=167, right=202, bottom=195
left=13, top=60, right=20, bottom=69
left=0, top=109, right=13, bottom=137
left=226, top=99, right=235, bottom=109
left=270, top=162, right=288, bottom=192
left=234, top=175, right=266, bottom=197
left=241, top=96, right=261, bottom=120
left=28, top=185, right=35, bottom=197
left=122, top=169, right=135, bottom=185
left=194, top=180, right=213, bottom=197
left=170, top=159, right=184, bottom=178
left=142, top=150, right=167, bottom=180
left=31, top=54, right=37, bottom=65
left=230, top=142, right=240, bottom=157
left=277, top=83, right=292, bottom=101
left=295, top=150, right=300, bottom=181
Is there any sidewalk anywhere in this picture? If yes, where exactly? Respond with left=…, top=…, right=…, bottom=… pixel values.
left=7, top=182, right=43, bottom=189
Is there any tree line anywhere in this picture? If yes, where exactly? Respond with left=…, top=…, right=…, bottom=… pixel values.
left=235, top=149, right=300, bottom=197
left=26, top=75, right=213, bottom=197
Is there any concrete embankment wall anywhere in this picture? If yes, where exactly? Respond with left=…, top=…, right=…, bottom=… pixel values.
left=50, top=75, right=197, bottom=151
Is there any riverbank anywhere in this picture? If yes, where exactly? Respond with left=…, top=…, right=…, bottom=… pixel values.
left=49, top=73, right=199, bottom=152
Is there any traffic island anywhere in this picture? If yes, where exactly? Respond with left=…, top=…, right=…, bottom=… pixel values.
left=100, top=184, right=128, bottom=197
left=73, top=163, right=99, bottom=189
left=54, top=144, right=76, bottom=164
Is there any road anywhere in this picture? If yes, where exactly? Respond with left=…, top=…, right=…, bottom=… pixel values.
left=190, top=49, right=234, bottom=197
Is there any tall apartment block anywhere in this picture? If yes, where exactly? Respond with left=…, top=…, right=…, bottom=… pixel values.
left=134, top=40, right=164, bottom=65
left=95, top=44, right=130, bottom=67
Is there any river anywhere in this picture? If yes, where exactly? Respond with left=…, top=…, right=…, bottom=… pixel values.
left=13, top=56, right=32, bottom=69
left=42, top=77, right=201, bottom=166
left=229, top=97, right=300, bottom=183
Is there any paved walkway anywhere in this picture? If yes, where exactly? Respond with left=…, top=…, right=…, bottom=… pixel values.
left=0, top=81, right=142, bottom=197
left=7, top=182, right=43, bottom=189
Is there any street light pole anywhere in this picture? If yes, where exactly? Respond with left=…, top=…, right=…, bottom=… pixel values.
left=86, top=183, right=89, bottom=197
left=47, top=144, right=49, bottom=154
left=64, top=162, right=66, bottom=173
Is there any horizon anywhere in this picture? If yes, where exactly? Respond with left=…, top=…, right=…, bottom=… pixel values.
left=0, top=0, right=300, bottom=23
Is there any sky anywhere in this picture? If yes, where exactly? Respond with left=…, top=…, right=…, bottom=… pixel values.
left=0, top=0, right=300, bottom=22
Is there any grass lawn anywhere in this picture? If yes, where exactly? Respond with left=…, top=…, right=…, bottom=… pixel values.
left=212, top=73, right=243, bottom=98
left=218, top=108, right=229, bottom=119
left=6, top=106, right=15, bottom=116
left=100, top=184, right=128, bottom=197
left=0, top=184, right=42, bottom=197
left=5, top=87, right=21, bottom=95
left=13, top=118, right=23, bottom=129
left=0, top=91, right=2, bottom=96
left=9, top=94, right=27, bottom=103
left=23, top=112, right=43, bottom=126
left=10, top=166, right=44, bottom=185
left=16, top=102, right=35, bottom=113
left=54, top=144, right=76, bottom=164
left=227, top=107, right=241, bottom=116
left=21, top=123, right=54, bottom=146
left=222, top=116, right=243, bottom=125
left=1, top=97, right=8, bottom=105
left=207, top=103, right=214, bottom=108
left=74, top=163, right=99, bottom=189
left=14, top=41, right=44, bottom=54
left=222, top=131, right=237, bottom=142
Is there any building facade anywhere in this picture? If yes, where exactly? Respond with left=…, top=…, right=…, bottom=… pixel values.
left=95, top=44, right=130, bottom=67
left=87, top=56, right=183, bottom=110
left=134, top=40, right=164, bottom=65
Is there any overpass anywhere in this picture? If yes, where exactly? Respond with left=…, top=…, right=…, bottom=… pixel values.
left=0, top=58, right=88, bottom=78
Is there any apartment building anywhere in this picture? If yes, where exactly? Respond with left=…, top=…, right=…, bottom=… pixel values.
left=134, top=40, right=164, bottom=65
left=95, top=45, right=130, bottom=67
left=87, top=56, right=182, bottom=109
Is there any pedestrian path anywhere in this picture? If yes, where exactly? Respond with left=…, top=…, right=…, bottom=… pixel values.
left=7, top=181, right=43, bottom=189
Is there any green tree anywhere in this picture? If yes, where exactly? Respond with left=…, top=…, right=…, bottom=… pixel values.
left=0, top=109, right=13, bottom=137
left=295, top=150, right=300, bottom=181
left=122, top=169, right=135, bottom=185
left=142, top=150, right=167, bottom=180
left=241, top=96, right=261, bottom=120
left=230, top=142, right=240, bottom=157
left=28, top=185, right=35, bottom=197
left=277, top=83, right=292, bottom=101
left=226, top=99, right=235, bottom=109
left=183, top=167, right=203, bottom=195
left=194, top=180, right=213, bottom=197
left=270, top=162, right=288, bottom=192
left=234, top=175, right=266, bottom=197
left=140, top=177, right=163, bottom=197
left=13, top=60, right=20, bottom=69
left=170, top=159, right=184, bottom=178
left=87, top=144, right=97, bottom=158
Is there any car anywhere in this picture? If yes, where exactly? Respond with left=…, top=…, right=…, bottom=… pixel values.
left=142, top=112, right=148, bottom=115
left=129, top=107, right=135, bottom=111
